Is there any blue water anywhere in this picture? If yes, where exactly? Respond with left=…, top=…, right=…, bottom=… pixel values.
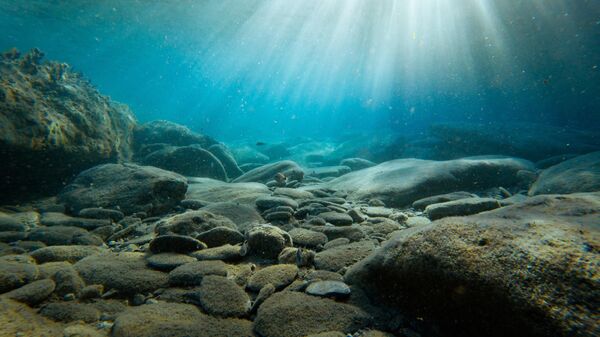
left=1, top=0, right=599, bottom=141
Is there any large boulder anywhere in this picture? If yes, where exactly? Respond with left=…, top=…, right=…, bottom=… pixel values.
left=142, top=145, right=227, bottom=180
left=529, top=151, right=600, bottom=195
left=317, top=156, right=534, bottom=207
left=59, top=163, right=187, bottom=215
left=345, top=192, right=600, bottom=337
left=233, top=160, right=304, bottom=184
left=0, top=48, right=137, bottom=201
left=133, top=120, right=216, bottom=149
left=186, top=177, right=270, bottom=205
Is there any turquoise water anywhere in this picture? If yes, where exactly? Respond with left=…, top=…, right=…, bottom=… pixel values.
left=1, top=0, right=598, bottom=141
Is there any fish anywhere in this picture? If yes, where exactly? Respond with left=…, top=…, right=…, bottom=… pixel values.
left=255, top=141, right=266, bottom=146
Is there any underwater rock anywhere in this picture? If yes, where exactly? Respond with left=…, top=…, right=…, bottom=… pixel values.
left=0, top=256, right=39, bottom=293
left=196, top=226, right=244, bottom=248
left=146, top=253, right=196, bottom=271
left=254, top=291, right=371, bottom=337
left=111, top=302, right=254, bottom=337
left=306, top=225, right=365, bottom=242
left=40, top=302, right=101, bottom=323
left=306, top=166, right=352, bottom=179
left=424, top=197, right=502, bottom=220
left=200, top=201, right=264, bottom=232
left=208, top=143, right=244, bottom=179
left=59, top=163, right=188, bottom=216
left=191, top=275, right=251, bottom=317
left=2, top=278, right=55, bottom=305
left=77, top=207, right=125, bottom=221
left=133, top=120, right=217, bottom=149
left=149, top=234, right=206, bottom=254
left=29, top=245, right=105, bottom=263
left=142, top=145, right=228, bottom=180
left=233, top=160, right=304, bottom=184
left=155, top=210, right=237, bottom=236
left=340, top=158, right=376, bottom=171
left=316, top=156, right=534, bottom=207
left=305, top=280, right=351, bottom=299
left=529, top=151, right=600, bottom=195
left=255, top=195, right=299, bottom=210
left=74, top=252, right=169, bottom=294
left=318, top=211, right=354, bottom=226
left=27, top=226, right=103, bottom=246
left=247, top=264, right=299, bottom=292
left=411, top=191, right=478, bottom=210
left=245, top=224, right=293, bottom=260
left=273, top=187, right=314, bottom=200
left=0, top=48, right=137, bottom=201
left=190, top=244, right=242, bottom=262
left=186, top=177, right=270, bottom=205
left=345, top=192, right=600, bottom=337
left=314, top=240, right=375, bottom=272
left=288, top=228, right=328, bottom=248
left=168, top=260, right=228, bottom=286
left=40, top=212, right=110, bottom=230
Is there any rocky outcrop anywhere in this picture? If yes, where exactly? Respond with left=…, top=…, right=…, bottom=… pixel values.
left=529, top=151, right=600, bottom=195
left=0, top=48, right=137, bottom=201
left=318, top=156, right=534, bottom=207
left=346, top=192, right=600, bottom=337
left=59, top=163, right=187, bottom=215
left=133, top=120, right=216, bottom=150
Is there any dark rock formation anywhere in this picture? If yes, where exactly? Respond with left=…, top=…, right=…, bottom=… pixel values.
left=0, top=48, right=137, bottom=201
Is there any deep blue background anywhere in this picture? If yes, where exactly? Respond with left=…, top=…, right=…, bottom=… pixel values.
left=1, top=0, right=598, bottom=141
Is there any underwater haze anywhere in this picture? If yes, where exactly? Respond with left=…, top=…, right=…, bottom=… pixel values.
left=1, top=0, right=599, bottom=140
left=1, top=2, right=600, bottom=337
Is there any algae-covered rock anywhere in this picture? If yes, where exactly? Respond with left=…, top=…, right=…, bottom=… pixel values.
left=0, top=48, right=137, bottom=201
left=346, top=192, right=600, bottom=337
left=155, top=209, right=237, bottom=236
left=254, top=291, right=371, bottom=337
left=74, top=252, right=168, bottom=294
left=59, top=163, right=187, bottom=215
left=111, top=302, right=254, bottom=337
